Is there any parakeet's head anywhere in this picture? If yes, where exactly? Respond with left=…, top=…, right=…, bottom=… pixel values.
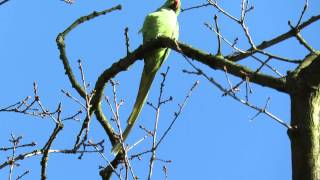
left=162, top=0, right=181, bottom=14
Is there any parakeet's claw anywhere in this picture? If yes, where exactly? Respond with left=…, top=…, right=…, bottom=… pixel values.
left=174, top=39, right=182, bottom=52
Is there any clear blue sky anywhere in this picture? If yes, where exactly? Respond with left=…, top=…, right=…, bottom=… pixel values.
left=0, top=0, right=319, bottom=179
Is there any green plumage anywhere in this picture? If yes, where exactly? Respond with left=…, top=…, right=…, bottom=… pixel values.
left=112, top=0, right=181, bottom=154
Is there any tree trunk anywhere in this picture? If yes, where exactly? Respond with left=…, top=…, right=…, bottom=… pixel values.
left=290, top=86, right=320, bottom=180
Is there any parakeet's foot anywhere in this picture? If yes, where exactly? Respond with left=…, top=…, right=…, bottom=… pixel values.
left=174, top=39, right=182, bottom=52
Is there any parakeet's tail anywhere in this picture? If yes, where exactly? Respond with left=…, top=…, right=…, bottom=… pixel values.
left=111, top=67, right=158, bottom=155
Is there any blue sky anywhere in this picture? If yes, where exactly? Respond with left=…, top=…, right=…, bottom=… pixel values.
left=0, top=0, right=319, bottom=179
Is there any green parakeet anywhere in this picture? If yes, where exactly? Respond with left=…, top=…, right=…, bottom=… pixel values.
left=112, top=0, right=181, bottom=154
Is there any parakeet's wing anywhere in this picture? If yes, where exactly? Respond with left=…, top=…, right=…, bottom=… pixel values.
left=111, top=9, right=179, bottom=154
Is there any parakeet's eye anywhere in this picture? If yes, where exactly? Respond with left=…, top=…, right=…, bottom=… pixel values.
left=175, top=0, right=179, bottom=7
left=169, top=0, right=179, bottom=11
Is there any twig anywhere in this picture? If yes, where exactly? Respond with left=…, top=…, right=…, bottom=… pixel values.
left=0, top=83, right=74, bottom=124
left=147, top=67, right=171, bottom=180
left=185, top=58, right=291, bottom=129
left=56, top=4, right=122, bottom=98
left=0, top=142, right=36, bottom=151
left=242, top=21, right=256, bottom=48
left=126, top=126, right=152, bottom=153
left=124, top=27, right=130, bottom=55
left=256, top=49, right=301, bottom=63
left=250, top=97, right=270, bottom=120
left=240, top=0, right=249, bottom=22
left=204, top=22, right=246, bottom=53
left=222, top=56, right=279, bottom=97
left=127, top=134, right=149, bottom=152
left=61, top=89, right=86, bottom=109
left=251, top=56, right=283, bottom=77
left=214, top=15, right=222, bottom=55
left=245, top=76, right=252, bottom=102
left=77, top=140, right=105, bottom=159
left=296, top=0, right=308, bottom=26
left=288, top=21, right=317, bottom=54
left=0, top=0, right=10, bottom=6
left=16, top=170, right=29, bottom=180
left=41, top=105, right=64, bottom=180
left=181, top=3, right=210, bottom=12
left=156, top=81, right=199, bottom=149
left=208, top=19, right=300, bottom=64
left=155, top=158, right=172, bottom=163
left=227, top=14, right=320, bottom=62
left=207, top=0, right=239, bottom=22
left=88, top=140, right=122, bottom=179
left=0, top=148, right=104, bottom=170
left=33, top=82, right=59, bottom=123
left=56, top=5, right=121, bottom=147
left=0, top=92, right=41, bottom=118
left=8, top=134, right=21, bottom=180
left=62, top=110, right=82, bottom=121
left=105, top=81, right=125, bottom=149
left=106, top=80, right=137, bottom=180
left=56, top=5, right=122, bottom=148
left=162, top=166, right=168, bottom=180
left=205, top=21, right=288, bottom=75
left=223, top=66, right=235, bottom=95
left=61, top=0, right=75, bottom=4
left=73, top=60, right=94, bottom=149
left=129, top=150, right=151, bottom=161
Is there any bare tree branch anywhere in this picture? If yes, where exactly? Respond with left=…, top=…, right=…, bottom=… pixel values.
left=16, top=170, right=30, bottom=180
left=40, top=107, right=64, bottom=180
left=0, top=0, right=10, bottom=6
left=56, top=5, right=122, bottom=147
left=227, top=14, right=320, bottom=61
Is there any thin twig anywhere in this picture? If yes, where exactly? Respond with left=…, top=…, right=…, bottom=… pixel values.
left=41, top=105, right=64, bottom=180
left=148, top=67, right=170, bottom=180
left=61, top=89, right=86, bottom=109
left=156, top=81, right=199, bottom=149
left=204, top=22, right=246, bottom=53
left=163, top=166, right=168, bottom=180
left=296, top=0, right=309, bottom=26
left=62, top=110, right=82, bottom=121
left=181, top=3, right=210, bottom=12
left=124, top=27, right=130, bottom=55
left=185, top=58, right=291, bottom=129
left=16, top=170, right=30, bottom=180
left=73, top=60, right=94, bottom=150
left=61, top=0, right=75, bottom=4
left=250, top=97, right=271, bottom=121
left=214, top=15, right=222, bottom=55
left=288, top=21, right=317, bottom=54
left=223, top=66, right=235, bottom=95
left=34, top=82, right=59, bottom=124
left=240, top=0, right=250, bottom=22
left=207, top=0, right=239, bottom=22
left=0, top=142, right=36, bottom=151
left=88, top=140, right=122, bottom=179
left=8, top=134, right=21, bottom=180
left=56, top=5, right=121, bottom=148
left=227, top=14, right=320, bottom=62
left=0, top=0, right=10, bottom=6
left=0, top=148, right=104, bottom=170
left=251, top=56, right=283, bottom=77
left=106, top=80, right=137, bottom=180
left=56, top=4, right=122, bottom=98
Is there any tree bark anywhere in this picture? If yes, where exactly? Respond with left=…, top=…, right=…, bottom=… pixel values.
left=289, top=69, right=320, bottom=180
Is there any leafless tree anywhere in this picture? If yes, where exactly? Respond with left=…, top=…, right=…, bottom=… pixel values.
left=1, top=1, right=320, bottom=180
